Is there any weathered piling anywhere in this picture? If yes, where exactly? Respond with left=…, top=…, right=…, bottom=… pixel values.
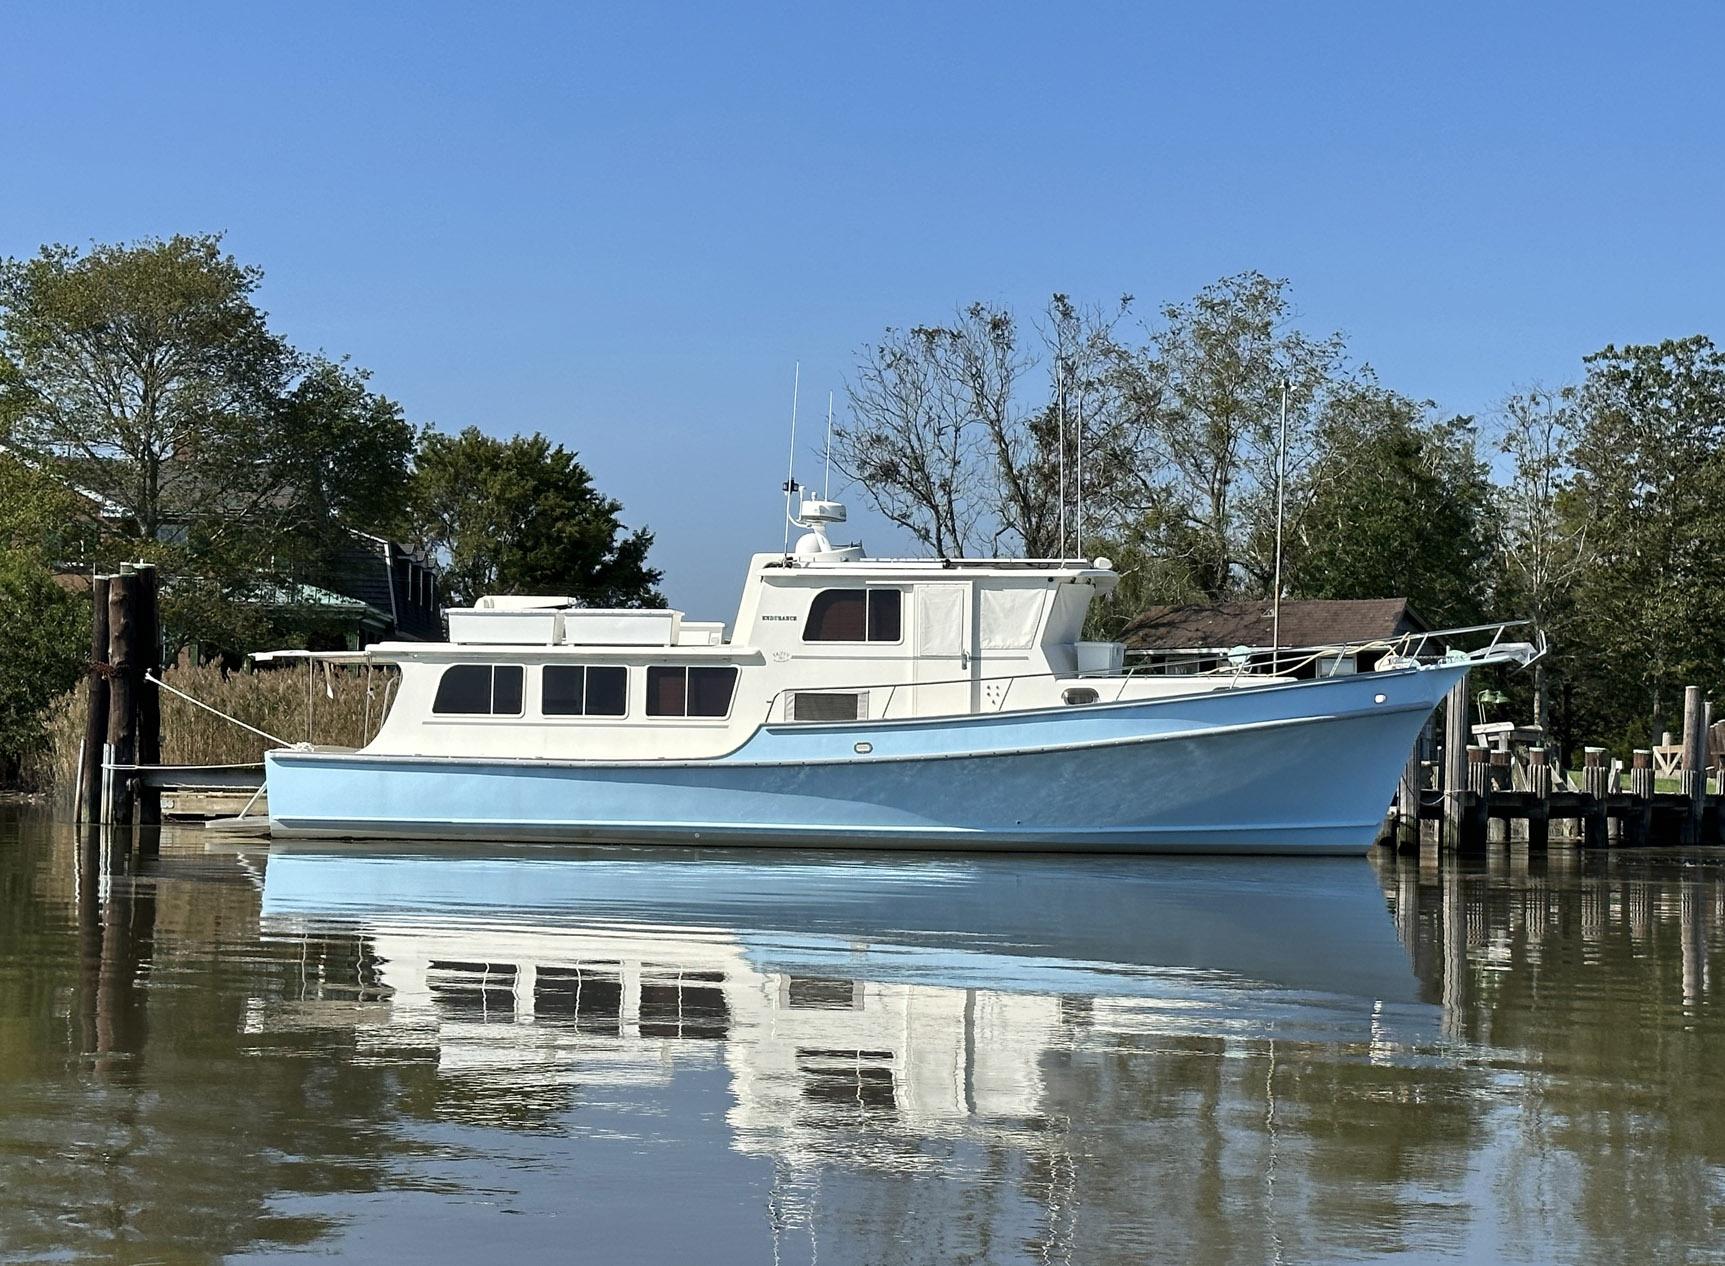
left=1629, top=750, right=1655, bottom=846
left=135, top=563, right=162, bottom=832
left=1488, top=749, right=1512, bottom=844
left=106, top=568, right=139, bottom=828
left=1525, top=747, right=1551, bottom=851
left=1681, top=686, right=1706, bottom=845
left=77, top=575, right=112, bottom=825
left=1395, top=751, right=1421, bottom=854
left=1581, top=748, right=1610, bottom=848
left=1442, top=679, right=1468, bottom=848
left=1459, top=745, right=1490, bottom=853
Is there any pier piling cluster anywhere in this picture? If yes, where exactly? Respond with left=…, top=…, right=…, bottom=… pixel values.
left=1386, top=680, right=1725, bottom=854
left=76, top=563, right=163, bottom=848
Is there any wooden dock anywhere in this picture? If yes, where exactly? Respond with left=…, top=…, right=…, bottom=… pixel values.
left=1382, top=681, right=1725, bottom=853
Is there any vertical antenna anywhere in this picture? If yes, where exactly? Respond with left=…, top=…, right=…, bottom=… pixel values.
left=782, top=362, right=801, bottom=556
left=1055, top=364, right=1067, bottom=560
left=1075, top=385, right=1085, bottom=560
left=1272, top=377, right=1289, bottom=672
left=823, top=391, right=834, bottom=500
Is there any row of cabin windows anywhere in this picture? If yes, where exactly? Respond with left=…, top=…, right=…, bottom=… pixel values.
left=803, top=588, right=901, bottom=643
left=431, top=664, right=737, bottom=719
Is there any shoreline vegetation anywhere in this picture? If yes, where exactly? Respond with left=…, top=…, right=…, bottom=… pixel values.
left=31, top=664, right=393, bottom=802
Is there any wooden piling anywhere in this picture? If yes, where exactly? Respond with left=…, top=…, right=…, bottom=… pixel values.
left=77, top=575, right=112, bottom=826
left=1488, top=749, right=1512, bottom=844
left=1582, top=747, right=1609, bottom=848
left=1442, top=679, right=1468, bottom=850
left=1458, top=745, right=1489, bottom=853
left=1526, top=747, right=1551, bottom=851
left=1705, top=702, right=1717, bottom=840
left=1393, top=750, right=1421, bottom=854
left=1629, top=749, right=1654, bottom=847
left=106, top=569, right=139, bottom=830
left=134, top=564, right=162, bottom=832
left=1681, top=686, right=1705, bottom=846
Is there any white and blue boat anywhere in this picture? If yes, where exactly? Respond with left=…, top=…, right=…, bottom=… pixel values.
left=264, top=496, right=1535, bottom=853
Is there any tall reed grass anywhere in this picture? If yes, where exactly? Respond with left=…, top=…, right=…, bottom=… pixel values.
left=31, top=662, right=399, bottom=795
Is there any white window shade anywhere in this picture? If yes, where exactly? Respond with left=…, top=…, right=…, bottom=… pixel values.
left=914, top=584, right=968, bottom=656
left=978, top=588, right=1044, bottom=650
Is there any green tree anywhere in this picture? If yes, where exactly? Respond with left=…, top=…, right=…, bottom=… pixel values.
left=0, top=234, right=415, bottom=649
left=0, top=554, right=85, bottom=780
left=0, top=453, right=89, bottom=778
left=1492, top=386, right=1590, bottom=730
left=1120, top=272, right=1348, bottom=597
left=0, top=450, right=81, bottom=559
left=411, top=427, right=661, bottom=608
left=1289, top=384, right=1494, bottom=624
left=1567, top=336, right=1725, bottom=744
left=838, top=295, right=1134, bottom=558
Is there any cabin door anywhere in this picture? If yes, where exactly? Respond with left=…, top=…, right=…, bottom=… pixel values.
left=912, top=582, right=977, bottom=716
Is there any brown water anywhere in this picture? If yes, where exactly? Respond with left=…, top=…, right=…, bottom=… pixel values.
left=4, top=807, right=1725, bottom=1264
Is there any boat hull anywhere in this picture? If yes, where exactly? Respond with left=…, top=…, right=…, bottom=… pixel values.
left=265, top=664, right=1465, bottom=854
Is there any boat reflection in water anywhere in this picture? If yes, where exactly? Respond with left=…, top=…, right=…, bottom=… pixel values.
left=17, top=815, right=1725, bottom=1263
left=257, top=843, right=1445, bottom=1256
left=260, top=841, right=1440, bottom=1047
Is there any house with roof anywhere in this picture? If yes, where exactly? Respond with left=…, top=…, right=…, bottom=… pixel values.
left=267, top=532, right=443, bottom=648
left=7, top=442, right=443, bottom=647
left=1121, top=598, right=1429, bottom=679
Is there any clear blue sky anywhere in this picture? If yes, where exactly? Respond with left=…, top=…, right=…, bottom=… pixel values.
left=5, top=3, right=1721, bottom=620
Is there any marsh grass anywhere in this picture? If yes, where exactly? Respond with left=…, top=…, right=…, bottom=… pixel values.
left=31, top=662, right=399, bottom=797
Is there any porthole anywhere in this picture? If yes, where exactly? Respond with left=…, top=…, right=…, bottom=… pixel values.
left=1062, top=687, right=1100, bottom=706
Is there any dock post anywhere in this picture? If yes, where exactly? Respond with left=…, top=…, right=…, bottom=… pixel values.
left=1526, top=747, right=1551, bottom=851
left=1681, top=686, right=1705, bottom=846
left=1442, top=678, right=1468, bottom=851
left=105, top=568, right=139, bottom=833
left=1393, top=751, right=1421, bottom=854
left=1629, top=749, right=1654, bottom=846
left=134, top=563, right=161, bottom=836
left=1459, top=745, right=1489, bottom=854
left=1704, top=701, right=1717, bottom=845
left=1582, top=747, right=1609, bottom=849
left=1488, top=749, right=1512, bottom=845
left=77, top=575, right=112, bottom=826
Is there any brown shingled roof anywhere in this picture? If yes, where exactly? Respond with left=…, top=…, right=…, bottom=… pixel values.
left=1123, top=598, right=1425, bottom=651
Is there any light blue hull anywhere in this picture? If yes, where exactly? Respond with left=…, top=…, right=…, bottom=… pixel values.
left=265, top=664, right=1464, bottom=855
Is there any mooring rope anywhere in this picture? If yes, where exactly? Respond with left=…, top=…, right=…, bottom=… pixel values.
left=143, top=671, right=297, bottom=749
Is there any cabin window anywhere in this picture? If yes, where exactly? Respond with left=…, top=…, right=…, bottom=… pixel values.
left=646, top=665, right=738, bottom=718
left=804, top=588, right=902, bottom=643
left=1062, top=687, right=1100, bottom=706
left=543, top=665, right=628, bottom=717
left=432, top=664, right=524, bottom=716
left=787, top=691, right=866, bottom=722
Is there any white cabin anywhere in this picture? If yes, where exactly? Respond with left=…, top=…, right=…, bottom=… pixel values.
left=356, top=504, right=1259, bottom=762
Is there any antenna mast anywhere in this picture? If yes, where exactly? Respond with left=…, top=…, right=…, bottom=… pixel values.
left=782, top=362, right=801, bottom=556
left=1272, top=378, right=1289, bottom=670
left=1075, top=383, right=1086, bottom=560
left=823, top=391, right=834, bottom=500
left=1056, top=364, right=1067, bottom=560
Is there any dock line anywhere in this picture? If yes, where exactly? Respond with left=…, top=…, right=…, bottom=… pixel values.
left=144, top=672, right=296, bottom=749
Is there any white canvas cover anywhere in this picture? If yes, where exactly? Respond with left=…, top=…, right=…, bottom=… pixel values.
left=914, top=584, right=968, bottom=657
left=978, top=587, right=1044, bottom=650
